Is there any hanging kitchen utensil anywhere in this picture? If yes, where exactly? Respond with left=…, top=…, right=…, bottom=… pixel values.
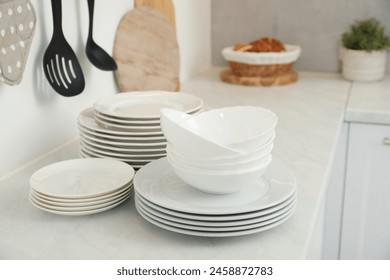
left=85, top=0, right=117, bottom=71
left=0, top=0, right=36, bottom=86
left=112, top=0, right=180, bottom=92
left=43, top=0, right=85, bottom=97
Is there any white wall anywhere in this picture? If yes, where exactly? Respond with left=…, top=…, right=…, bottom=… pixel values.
left=0, top=0, right=211, bottom=178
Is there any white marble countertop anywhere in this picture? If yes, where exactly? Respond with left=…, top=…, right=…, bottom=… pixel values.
left=346, top=75, right=390, bottom=125
left=0, top=68, right=388, bottom=260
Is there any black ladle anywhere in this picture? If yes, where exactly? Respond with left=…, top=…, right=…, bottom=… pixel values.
left=86, top=0, right=118, bottom=71
left=43, top=0, right=85, bottom=97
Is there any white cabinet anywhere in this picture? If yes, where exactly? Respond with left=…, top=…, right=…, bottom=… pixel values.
left=340, top=123, right=390, bottom=259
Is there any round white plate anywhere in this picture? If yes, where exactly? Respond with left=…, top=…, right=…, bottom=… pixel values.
left=79, top=137, right=166, bottom=153
left=78, top=124, right=166, bottom=142
left=136, top=190, right=296, bottom=221
left=94, top=111, right=161, bottom=126
left=94, top=115, right=162, bottom=132
left=31, top=188, right=132, bottom=211
left=79, top=130, right=167, bottom=147
left=134, top=157, right=296, bottom=215
left=78, top=108, right=164, bottom=137
left=30, top=158, right=134, bottom=199
left=94, top=91, right=203, bottom=120
left=29, top=193, right=131, bottom=216
left=136, top=203, right=295, bottom=237
left=136, top=200, right=295, bottom=232
left=79, top=142, right=166, bottom=160
left=135, top=194, right=296, bottom=227
left=30, top=183, right=133, bottom=205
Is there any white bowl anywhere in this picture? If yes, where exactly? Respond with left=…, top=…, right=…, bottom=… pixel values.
left=221, top=44, right=301, bottom=65
left=160, top=108, right=243, bottom=158
left=168, top=155, right=272, bottom=194
left=179, top=106, right=277, bottom=153
left=168, top=149, right=271, bottom=173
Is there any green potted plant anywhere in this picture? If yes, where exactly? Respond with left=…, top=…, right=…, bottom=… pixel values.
left=341, top=18, right=390, bottom=82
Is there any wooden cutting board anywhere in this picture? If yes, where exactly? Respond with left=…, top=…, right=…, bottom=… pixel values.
left=112, top=0, right=180, bottom=92
left=134, top=0, right=175, bottom=29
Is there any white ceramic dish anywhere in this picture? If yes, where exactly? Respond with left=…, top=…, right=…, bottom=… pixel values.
left=134, top=157, right=296, bottom=214
left=135, top=194, right=296, bottom=227
left=136, top=203, right=295, bottom=237
left=78, top=150, right=147, bottom=169
left=94, top=91, right=203, bottom=119
left=79, top=142, right=166, bottom=160
left=79, top=130, right=167, bottom=147
left=160, top=108, right=242, bottom=158
left=94, top=111, right=161, bottom=126
left=136, top=199, right=295, bottom=232
left=78, top=108, right=164, bottom=137
left=30, top=158, right=134, bottom=199
left=167, top=146, right=271, bottom=172
left=221, top=44, right=301, bottom=65
left=94, top=115, right=162, bottom=132
left=180, top=106, right=277, bottom=153
left=30, top=188, right=132, bottom=211
left=135, top=190, right=296, bottom=221
left=80, top=137, right=166, bottom=153
left=29, top=192, right=131, bottom=216
left=30, top=184, right=133, bottom=206
left=168, top=155, right=272, bottom=194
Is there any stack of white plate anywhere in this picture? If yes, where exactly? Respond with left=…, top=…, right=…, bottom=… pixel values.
left=29, top=158, right=135, bottom=216
left=77, top=91, right=203, bottom=169
left=134, top=157, right=297, bottom=237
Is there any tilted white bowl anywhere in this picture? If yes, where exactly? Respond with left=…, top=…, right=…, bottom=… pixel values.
left=168, top=155, right=272, bottom=194
left=160, top=108, right=243, bottom=158
left=167, top=149, right=271, bottom=173
left=179, top=106, right=277, bottom=153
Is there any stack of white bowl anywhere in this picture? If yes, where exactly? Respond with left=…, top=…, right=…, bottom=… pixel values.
left=160, top=106, right=277, bottom=195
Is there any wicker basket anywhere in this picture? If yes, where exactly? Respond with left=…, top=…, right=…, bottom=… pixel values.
left=228, top=61, right=292, bottom=77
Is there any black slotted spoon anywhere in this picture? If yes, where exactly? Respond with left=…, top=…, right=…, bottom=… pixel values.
left=43, top=0, right=85, bottom=97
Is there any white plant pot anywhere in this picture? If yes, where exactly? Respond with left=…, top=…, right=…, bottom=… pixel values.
left=341, top=47, right=387, bottom=82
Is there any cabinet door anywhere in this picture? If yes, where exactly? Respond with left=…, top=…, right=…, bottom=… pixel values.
left=340, top=123, right=390, bottom=259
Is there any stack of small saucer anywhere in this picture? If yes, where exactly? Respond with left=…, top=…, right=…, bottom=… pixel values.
left=29, top=158, right=134, bottom=216
left=77, top=91, right=203, bottom=169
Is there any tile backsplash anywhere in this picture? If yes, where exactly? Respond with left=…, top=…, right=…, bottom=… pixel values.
left=211, top=0, right=390, bottom=72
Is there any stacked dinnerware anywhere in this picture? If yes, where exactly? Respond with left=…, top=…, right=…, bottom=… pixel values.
left=161, top=106, right=277, bottom=194
left=77, top=91, right=203, bottom=169
left=29, top=158, right=135, bottom=216
left=133, top=106, right=297, bottom=237
left=134, top=157, right=297, bottom=237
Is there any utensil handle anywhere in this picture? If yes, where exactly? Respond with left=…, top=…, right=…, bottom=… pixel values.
left=87, top=0, right=95, bottom=39
left=51, top=0, right=63, bottom=34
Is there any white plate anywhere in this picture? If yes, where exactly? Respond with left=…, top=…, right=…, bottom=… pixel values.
left=134, top=157, right=296, bottom=215
left=94, top=114, right=162, bottom=132
left=30, top=158, right=134, bottom=199
left=136, top=190, right=296, bottom=221
left=79, top=130, right=167, bottom=147
left=79, top=142, right=166, bottom=160
left=30, top=183, right=133, bottom=205
left=94, top=111, right=161, bottom=126
left=78, top=108, right=164, bottom=137
left=29, top=193, right=131, bottom=216
left=136, top=199, right=295, bottom=232
left=31, top=188, right=132, bottom=211
left=94, top=91, right=203, bottom=119
left=79, top=136, right=166, bottom=153
left=78, top=125, right=166, bottom=142
left=136, top=203, right=295, bottom=237
left=78, top=150, right=151, bottom=169
left=135, top=194, right=296, bottom=227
